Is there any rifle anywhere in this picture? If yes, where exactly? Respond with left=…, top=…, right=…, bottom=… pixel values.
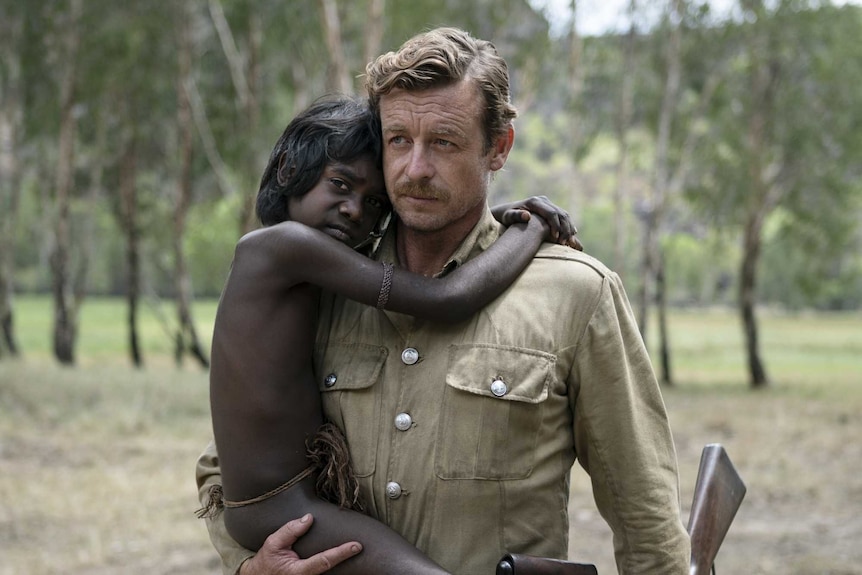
left=496, top=444, right=746, bottom=575
left=687, top=444, right=746, bottom=575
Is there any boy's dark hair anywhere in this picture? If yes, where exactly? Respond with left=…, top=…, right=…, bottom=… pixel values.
left=256, top=95, right=382, bottom=226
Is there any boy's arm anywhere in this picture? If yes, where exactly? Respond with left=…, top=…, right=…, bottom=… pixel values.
left=492, top=195, right=582, bottom=250
left=242, top=215, right=550, bottom=324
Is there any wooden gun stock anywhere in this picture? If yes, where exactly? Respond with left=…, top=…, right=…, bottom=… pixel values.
left=496, top=554, right=597, bottom=575
left=687, top=443, right=746, bottom=575
left=496, top=444, right=746, bottom=575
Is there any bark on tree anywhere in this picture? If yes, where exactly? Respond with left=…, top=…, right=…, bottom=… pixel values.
left=50, top=0, right=83, bottom=365
left=207, top=0, right=261, bottom=235
left=739, top=0, right=782, bottom=388
left=363, top=0, right=385, bottom=82
left=566, top=1, right=585, bottom=217
left=613, top=4, right=636, bottom=274
left=0, top=14, right=23, bottom=358
left=119, top=137, right=143, bottom=368
left=638, top=0, right=683, bottom=385
left=319, top=0, right=351, bottom=95
left=174, top=4, right=210, bottom=369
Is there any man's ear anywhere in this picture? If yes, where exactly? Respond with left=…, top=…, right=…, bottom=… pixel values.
left=276, top=152, right=295, bottom=186
left=488, top=125, right=515, bottom=172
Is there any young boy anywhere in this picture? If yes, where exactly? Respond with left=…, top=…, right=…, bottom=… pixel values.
left=204, top=95, right=576, bottom=573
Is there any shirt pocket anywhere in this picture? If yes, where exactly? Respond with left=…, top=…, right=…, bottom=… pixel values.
left=316, top=343, right=388, bottom=477
left=435, top=343, right=555, bottom=480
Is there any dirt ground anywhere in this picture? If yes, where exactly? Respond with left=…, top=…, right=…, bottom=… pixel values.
left=567, top=385, right=862, bottom=575
left=1, top=361, right=860, bottom=575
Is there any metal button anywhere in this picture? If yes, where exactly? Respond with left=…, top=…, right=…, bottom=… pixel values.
left=324, top=373, right=337, bottom=388
left=394, top=413, right=413, bottom=431
left=401, top=347, right=419, bottom=365
left=385, top=481, right=402, bottom=499
left=490, top=378, right=508, bottom=397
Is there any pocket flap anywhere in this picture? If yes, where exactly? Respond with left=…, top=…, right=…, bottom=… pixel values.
left=445, top=344, right=554, bottom=403
left=316, top=343, right=388, bottom=392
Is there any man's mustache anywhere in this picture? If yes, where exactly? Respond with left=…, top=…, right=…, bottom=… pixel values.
left=392, top=181, right=448, bottom=201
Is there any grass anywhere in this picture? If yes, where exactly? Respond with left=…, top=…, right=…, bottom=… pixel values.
left=1, top=296, right=861, bottom=574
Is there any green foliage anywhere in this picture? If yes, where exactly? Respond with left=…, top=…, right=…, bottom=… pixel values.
left=2, top=0, right=860, bottom=313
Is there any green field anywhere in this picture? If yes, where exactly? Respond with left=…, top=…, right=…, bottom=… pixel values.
left=1, top=296, right=860, bottom=574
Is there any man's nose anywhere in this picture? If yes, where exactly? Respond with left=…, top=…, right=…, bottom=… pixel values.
left=405, top=146, right=434, bottom=181
left=339, top=195, right=362, bottom=222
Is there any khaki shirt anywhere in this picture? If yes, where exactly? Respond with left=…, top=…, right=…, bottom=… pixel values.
left=197, top=207, right=690, bottom=574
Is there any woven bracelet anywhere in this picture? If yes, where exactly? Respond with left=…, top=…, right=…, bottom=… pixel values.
left=377, top=261, right=394, bottom=309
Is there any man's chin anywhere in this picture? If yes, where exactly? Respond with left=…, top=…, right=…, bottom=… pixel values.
left=396, top=212, right=448, bottom=234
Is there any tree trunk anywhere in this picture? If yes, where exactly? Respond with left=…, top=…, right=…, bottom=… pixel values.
left=739, top=210, right=768, bottom=387
left=0, top=18, right=23, bottom=358
left=739, top=0, right=777, bottom=388
left=566, top=1, right=584, bottom=211
left=50, top=0, right=83, bottom=365
left=174, top=4, right=209, bottom=369
left=119, top=139, right=143, bottom=368
left=652, top=0, right=683, bottom=384
left=239, top=11, right=262, bottom=235
left=656, top=250, right=673, bottom=385
left=207, top=0, right=261, bottom=235
left=363, top=0, right=385, bottom=85
left=613, top=3, right=636, bottom=273
left=319, top=0, right=351, bottom=94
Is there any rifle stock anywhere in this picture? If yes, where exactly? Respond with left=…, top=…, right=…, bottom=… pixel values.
left=687, top=443, right=746, bottom=575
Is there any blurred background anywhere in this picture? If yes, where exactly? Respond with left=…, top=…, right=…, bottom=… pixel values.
left=0, top=1, right=860, bottom=574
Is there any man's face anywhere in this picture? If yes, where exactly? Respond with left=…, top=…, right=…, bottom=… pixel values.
left=379, top=80, right=512, bottom=234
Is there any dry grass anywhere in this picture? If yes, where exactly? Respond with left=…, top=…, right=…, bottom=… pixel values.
left=1, top=303, right=860, bottom=574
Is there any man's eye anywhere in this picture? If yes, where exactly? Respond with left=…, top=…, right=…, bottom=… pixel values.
left=435, top=138, right=452, bottom=147
left=389, top=135, right=407, bottom=146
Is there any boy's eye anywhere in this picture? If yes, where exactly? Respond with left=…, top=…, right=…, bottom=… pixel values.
left=365, top=196, right=386, bottom=209
left=330, top=178, right=350, bottom=192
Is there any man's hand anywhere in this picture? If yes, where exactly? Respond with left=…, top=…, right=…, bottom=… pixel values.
left=492, top=196, right=583, bottom=251
left=239, top=514, right=362, bottom=575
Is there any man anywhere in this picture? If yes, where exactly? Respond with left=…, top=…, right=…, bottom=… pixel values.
left=197, top=27, right=690, bottom=574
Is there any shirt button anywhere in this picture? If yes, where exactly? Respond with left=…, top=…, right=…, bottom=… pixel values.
left=324, top=373, right=337, bottom=387
left=394, top=413, right=413, bottom=431
left=385, top=481, right=402, bottom=499
left=490, top=378, right=508, bottom=397
left=401, top=347, right=419, bottom=365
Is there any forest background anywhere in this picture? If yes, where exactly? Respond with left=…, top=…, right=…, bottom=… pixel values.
left=0, top=0, right=860, bottom=383
left=0, top=0, right=861, bottom=573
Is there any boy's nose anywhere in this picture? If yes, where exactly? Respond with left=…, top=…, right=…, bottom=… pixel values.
left=339, top=196, right=362, bottom=222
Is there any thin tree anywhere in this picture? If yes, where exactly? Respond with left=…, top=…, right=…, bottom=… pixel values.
left=173, top=3, right=209, bottom=368
left=0, top=5, right=24, bottom=358
left=49, top=0, right=83, bottom=365
left=117, top=130, right=143, bottom=368
left=207, top=0, right=263, bottom=235
left=319, top=0, right=352, bottom=94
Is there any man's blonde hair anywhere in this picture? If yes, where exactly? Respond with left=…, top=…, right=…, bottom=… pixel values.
left=365, top=27, right=518, bottom=152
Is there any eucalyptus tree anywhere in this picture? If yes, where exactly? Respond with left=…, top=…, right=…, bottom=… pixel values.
left=686, top=1, right=862, bottom=386
left=0, top=1, right=25, bottom=357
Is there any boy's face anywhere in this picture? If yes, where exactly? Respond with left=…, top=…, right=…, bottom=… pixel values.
left=287, top=155, right=389, bottom=248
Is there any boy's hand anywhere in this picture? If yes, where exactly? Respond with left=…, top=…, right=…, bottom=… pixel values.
left=493, top=196, right=583, bottom=250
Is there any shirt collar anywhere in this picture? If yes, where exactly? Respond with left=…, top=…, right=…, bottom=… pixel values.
left=378, top=204, right=501, bottom=277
